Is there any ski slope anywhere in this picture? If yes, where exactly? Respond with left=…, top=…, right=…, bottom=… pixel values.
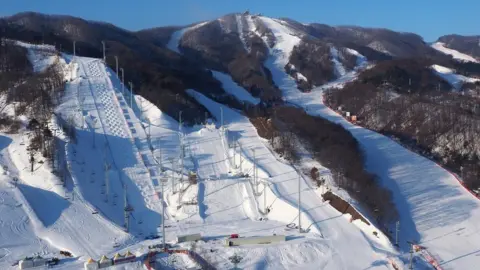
left=188, top=90, right=398, bottom=270
left=431, top=64, right=480, bottom=90
left=188, top=127, right=258, bottom=222
left=0, top=48, right=141, bottom=269
left=259, top=19, right=480, bottom=269
left=0, top=136, right=57, bottom=268
left=1, top=41, right=402, bottom=269
left=431, top=42, right=479, bottom=63
left=235, top=14, right=250, bottom=52
left=211, top=71, right=260, bottom=105
left=330, top=47, right=347, bottom=78
left=166, top=21, right=209, bottom=53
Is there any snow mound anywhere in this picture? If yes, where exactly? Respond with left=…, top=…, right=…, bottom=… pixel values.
left=431, top=42, right=479, bottom=63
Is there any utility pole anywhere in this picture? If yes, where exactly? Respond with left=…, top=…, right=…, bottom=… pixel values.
left=92, top=119, right=97, bottom=148
left=171, top=158, right=176, bottom=193
left=220, top=107, right=224, bottom=130
left=120, top=68, right=124, bottom=95
left=264, top=180, right=267, bottom=214
left=12, top=87, right=16, bottom=119
left=124, top=183, right=131, bottom=232
left=180, top=144, right=184, bottom=184
left=395, top=221, right=400, bottom=246
left=179, top=111, right=183, bottom=135
left=409, top=242, right=414, bottom=270
left=105, top=162, right=110, bottom=202
left=253, top=148, right=256, bottom=188
left=158, top=136, right=163, bottom=172
left=73, top=40, right=76, bottom=57
left=178, top=145, right=184, bottom=208
left=233, top=134, right=237, bottom=168
left=161, top=175, right=167, bottom=251
left=101, top=41, right=106, bottom=62
left=128, top=82, right=133, bottom=108
left=298, top=173, right=302, bottom=233
left=114, top=56, right=118, bottom=78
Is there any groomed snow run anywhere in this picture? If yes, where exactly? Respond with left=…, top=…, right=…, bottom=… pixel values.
left=166, top=21, right=209, bottom=54
left=431, top=42, right=479, bottom=63
left=211, top=71, right=260, bottom=105
left=258, top=17, right=301, bottom=69
left=265, top=36, right=480, bottom=268
left=345, top=48, right=368, bottom=67
left=15, top=41, right=59, bottom=73
left=330, top=47, right=347, bottom=78
left=235, top=14, right=250, bottom=52
left=431, top=64, right=480, bottom=89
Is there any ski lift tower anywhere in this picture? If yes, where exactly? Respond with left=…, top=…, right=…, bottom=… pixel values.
left=123, top=184, right=133, bottom=232
left=160, top=175, right=168, bottom=251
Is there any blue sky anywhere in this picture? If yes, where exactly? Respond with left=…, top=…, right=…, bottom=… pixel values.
left=1, top=0, right=479, bottom=41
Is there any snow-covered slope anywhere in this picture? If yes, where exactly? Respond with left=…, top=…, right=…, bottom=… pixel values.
left=211, top=71, right=260, bottom=105
left=166, top=21, right=209, bottom=53
left=431, top=42, right=479, bottom=63
left=258, top=21, right=480, bottom=266
left=330, top=47, right=347, bottom=78
left=0, top=137, right=57, bottom=268
left=431, top=64, right=480, bottom=89
left=291, top=87, right=480, bottom=269
left=258, top=17, right=301, bottom=69
left=188, top=90, right=399, bottom=269
left=14, top=41, right=59, bottom=73
left=235, top=14, right=250, bottom=52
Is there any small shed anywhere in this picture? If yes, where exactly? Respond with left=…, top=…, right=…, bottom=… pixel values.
left=225, top=235, right=286, bottom=246
left=19, top=258, right=34, bottom=269
left=176, top=233, right=202, bottom=243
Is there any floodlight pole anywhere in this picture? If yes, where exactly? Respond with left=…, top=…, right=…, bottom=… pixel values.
left=128, top=82, right=133, bottom=108
left=120, top=68, right=124, bottom=94
left=101, top=41, right=106, bottom=62
left=298, top=173, right=302, bottom=233
left=114, top=56, right=118, bottom=78
left=161, top=174, right=167, bottom=251
left=264, top=180, right=267, bottom=214
left=179, top=111, right=183, bottom=135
